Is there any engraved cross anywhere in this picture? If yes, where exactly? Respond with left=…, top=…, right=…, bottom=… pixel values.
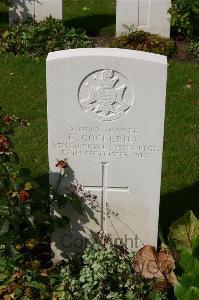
left=84, top=162, right=129, bottom=231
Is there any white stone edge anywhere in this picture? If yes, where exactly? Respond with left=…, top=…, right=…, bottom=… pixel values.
left=47, top=48, right=167, bottom=65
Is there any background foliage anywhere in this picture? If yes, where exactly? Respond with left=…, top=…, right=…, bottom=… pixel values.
left=170, top=0, right=199, bottom=37
left=110, top=28, right=176, bottom=57
left=0, top=17, right=93, bottom=56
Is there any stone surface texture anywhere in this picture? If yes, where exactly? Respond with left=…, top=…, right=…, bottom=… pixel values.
left=116, top=0, right=171, bottom=37
left=47, top=48, right=167, bottom=259
left=9, top=0, right=62, bottom=25
left=35, top=0, right=62, bottom=22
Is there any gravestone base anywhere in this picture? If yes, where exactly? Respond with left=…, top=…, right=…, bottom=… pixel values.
left=116, top=0, right=171, bottom=38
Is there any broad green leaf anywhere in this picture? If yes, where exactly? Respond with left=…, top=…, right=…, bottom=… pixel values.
left=26, top=280, right=46, bottom=290
left=0, top=219, right=9, bottom=236
left=0, top=199, right=9, bottom=216
left=175, top=282, right=186, bottom=300
left=185, top=287, right=199, bottom=300
left=2, top=31, right=9, bottom=38
left=126, top=291, right=136, bottom=300
left=168, top=211, right=199, bottom=253
left=21, top=296, right=31, bottom=300
left=9, top=244, right=23, bottom=262
left=0, top=272, right=10, bottom=282
left=24, top=181, right=33, bottom=190
left=192, top=236, right=199, bottom=259
left=0, top=256, right=7, bottom=272
left=178, top=249, right=194, bottom=272
left=180, top=258, right=199, bottom=287
left=24, top=181, right=39, bottom=190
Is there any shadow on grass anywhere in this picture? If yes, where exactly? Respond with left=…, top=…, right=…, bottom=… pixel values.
left=64, top=14, right=115, bottom=36
left=160, top=182, right=199, bottom=237
left=0, top=11, right=8, bottom=28
left=193, top=11, right=199, bottom=37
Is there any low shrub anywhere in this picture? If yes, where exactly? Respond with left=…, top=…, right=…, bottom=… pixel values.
left=0, top=242, right=171, bottom=299
left=168, top=211, right=199, bottom=300
left=0, top=17, right=94, bottom=56
left=0, top=107, right=83, bottom=268
left=109, top=30, right=176, bottom=57
left=51, top=243, right=171, bottom=300
left=189, top=39, right=199, bottom=58
left=170, top=0, right=199, bottom=38
left=1, top=107, right=198, bottom=299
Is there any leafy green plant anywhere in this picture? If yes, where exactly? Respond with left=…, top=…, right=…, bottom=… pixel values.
left=170, top=0, right=199, bottom=37
left=0, top=16, right=94, bottom=56
left=51, top=243, right=170, bottom=300
left=189, top=40, right=199, bottom=57
left=109, top=29, right=176, bottom=57
left=0, top=106, right=175, bottom=299
left=168, top=211, right=199, bottom=300
left=0, top=107, right=84, bottom=269
left=0, top=243, right=171, bottom=299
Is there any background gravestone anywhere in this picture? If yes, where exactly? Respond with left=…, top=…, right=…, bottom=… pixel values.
left=116, top=0, right=171, bottom=37
left=47, top=48, right=167, bottom=260
left=9, top=0, right=63, bottom=25
left=35, top=0, right=62, bottom=22
left=9, top=0, right=35, bottom=25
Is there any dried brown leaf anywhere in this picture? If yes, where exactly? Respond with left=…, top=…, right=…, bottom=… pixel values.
left=133, top=245, right=163, bottom=279
left=133, top=245, right=177, bottom=286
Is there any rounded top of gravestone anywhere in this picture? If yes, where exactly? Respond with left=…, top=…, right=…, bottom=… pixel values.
left=47, top=48, right=167, bottom=65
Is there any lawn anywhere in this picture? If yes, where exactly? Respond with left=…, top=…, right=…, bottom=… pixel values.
left=64, top=0, right=116, bottom=35
left=0, top=1, right=8, bottom=28
left=0, top=0, right=116, bottom=35
left=0, top=54, right=198, bottom=235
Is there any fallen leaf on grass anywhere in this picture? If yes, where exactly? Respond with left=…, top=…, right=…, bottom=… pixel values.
left=133, top=245, right=177, bottom=286
left=186, top=79, right=193, bottom=89
left=82, top=6, right=90, bottom=11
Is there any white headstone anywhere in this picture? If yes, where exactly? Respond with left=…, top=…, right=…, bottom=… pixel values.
left=35, top=0, right=62, bottom=22
left=47, top=48, right=167, bottom=259
left=9, top=0, right=63, bottom=25
left=116, top=0, right=171, bottom=38
left=9, top=0, right=35, bottom=25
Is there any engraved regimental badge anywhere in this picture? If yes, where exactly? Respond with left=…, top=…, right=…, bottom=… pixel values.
left=78, top=69, right=134, bottom=121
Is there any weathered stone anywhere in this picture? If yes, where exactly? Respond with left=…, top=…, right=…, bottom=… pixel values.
left=116, top=0, right=171, bottom=37
left=9, top=0, right=62, bottom=25
left=47, top=48, right=167, bottom=259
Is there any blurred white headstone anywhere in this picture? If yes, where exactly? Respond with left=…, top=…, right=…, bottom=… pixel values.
left=116, top=0, right=171, bottom=37
left=9, top=0, right=62, bottom=25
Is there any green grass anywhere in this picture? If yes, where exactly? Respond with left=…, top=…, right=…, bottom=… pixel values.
left=0, top=0, right=116, bottom=35
left=0, top=55, right=47, bottom=177
left=0, top=2, right=8, bottom=28
left=64, top=0, right=116, bottom=36
left=0, top=55, right=198, bottom=234
left=160, top=60, right=199, bottom=234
